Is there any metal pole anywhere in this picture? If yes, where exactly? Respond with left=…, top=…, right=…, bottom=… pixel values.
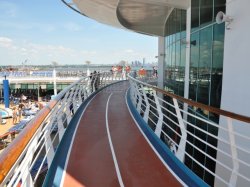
left=53, top=68, right=57, bottom=96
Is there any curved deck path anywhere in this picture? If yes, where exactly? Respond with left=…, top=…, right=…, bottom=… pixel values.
left=44, top=81, right=182, bottom=187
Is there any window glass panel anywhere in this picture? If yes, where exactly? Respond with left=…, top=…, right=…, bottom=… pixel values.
left=21, top=84, right=28, bottom=89
left=47, top=84, right=53, bottom=90
left=181, top=10, right=187, bottom=38
left=210, top=23, right=225, bottom=107
left=189, top=32, right=199, bottom=101
left=10, top=84, right=15, bottom=89
left=28, top=84, right=34, bottom=89
left=175, top=41, right=181, bottom=94
left=176, top=9, right=181, bottom=40
left=214, top=0, right=226, bottom=19
left=191, top=0, right=199, bottom=32
left=179, top=39, right=186, bottom=96
left=200, top=0, right=213, bottom=26
left=61, top=84, right=69, bottom=89
left=197, top=27, right=212, bottom=105
left=57, top=84, right=62, bottom=89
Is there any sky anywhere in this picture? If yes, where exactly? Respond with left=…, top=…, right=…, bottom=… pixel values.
left=0, top=0, right=158, bottom=66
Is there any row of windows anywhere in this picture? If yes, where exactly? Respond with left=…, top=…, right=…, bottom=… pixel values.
left=189, top=23, right=224, bottom=108
left=9, top=84, right=70, bottom=90
left=187, top=22, right=225, bottom=186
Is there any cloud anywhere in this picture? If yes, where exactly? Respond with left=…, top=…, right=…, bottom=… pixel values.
left=0, top=36, right=14, bottom=48
left=0, top=36, right=157, bottom=65
left=0, top=36, right=102, bottom=64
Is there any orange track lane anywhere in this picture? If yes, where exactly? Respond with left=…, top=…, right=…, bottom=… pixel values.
left=62, top=81, right=182, bottom=187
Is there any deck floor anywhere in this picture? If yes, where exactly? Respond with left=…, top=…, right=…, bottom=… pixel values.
left=60, top=81, right=182, bottom=187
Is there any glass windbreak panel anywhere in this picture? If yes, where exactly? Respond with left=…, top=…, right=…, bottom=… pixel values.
left=169, top=11, right=174, bottom=36
left=176, top=41, right=181, bottom=68
left=165, top=20, right=170, bottom=36
left=181, top=10, right=187, bottom=38
left=191, top=0, right=199, bottom=32
left=171, top=43, right=176, bottom=71
left=10, top=84, right=15, bottom=89
left=214, top=0, right=226, bottom=19
left=21, top=84, right=28, bottom=89
left=47, top=84, right=53, bottom=90
left=61, top=84, right=69, bottom=89
left=210, top=23, right=225, bottom=107
left=180, top=39, right=186, bottom=68
left=200, top=0, right=213, bottom=26
left=189, top=32, right=199, bottom=101
left=56, top=84, right=62, bottom=89
left=28, top=84, right=35, bottom=89
left=176, top=9, right=181, bottom=40
left=175, top=41, right=181, bottom=95
left=179, top=39, right=186, bottom=96
left=197, top=27, right=212, bottom=105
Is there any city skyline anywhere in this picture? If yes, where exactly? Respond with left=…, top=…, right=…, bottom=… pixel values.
left=0, top=0, right=157, bottom=66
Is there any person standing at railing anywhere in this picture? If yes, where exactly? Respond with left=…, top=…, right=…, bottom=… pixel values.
left=153, top=66, right=158, bottom=77
left=139, top=67, right=146, bottom=78
left=95, top=72, right=100, bottom=90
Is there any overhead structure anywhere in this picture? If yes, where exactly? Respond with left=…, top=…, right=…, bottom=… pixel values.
left=65, top=0, right=190, bottom=36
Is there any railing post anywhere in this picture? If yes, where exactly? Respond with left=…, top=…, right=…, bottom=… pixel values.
left=141, top=86, right=150, bottom=123
left=228, top=117, right=239, bottom=186
left=57, top=113, right=66, bottom=140
left=173, top=98, right=187, bottom=162
left=45, top=130, right=55, bottom=167
left=153, top=90, right=163, bottom=138
left=135, top=83, right=143, bottom=114
left=22, top=171, right=33, bottom=187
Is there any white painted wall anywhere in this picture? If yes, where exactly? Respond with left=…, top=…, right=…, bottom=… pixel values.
left=215, top=0, right=250, bottom=186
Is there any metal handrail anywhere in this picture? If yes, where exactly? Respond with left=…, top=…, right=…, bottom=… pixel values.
left=0, top=72, right=124, bottom=185
left=129, top=75, right=250, bottom=123
left=128, top=74, right=250, bottom=186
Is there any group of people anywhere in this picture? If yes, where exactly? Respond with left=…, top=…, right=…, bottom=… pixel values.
left=12, top=100, right=43, bottom=125
left=12, top=103, right=24, bottom=124
left=90, top=71, right=100, bottom=91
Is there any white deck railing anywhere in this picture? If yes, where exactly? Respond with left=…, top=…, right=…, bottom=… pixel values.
left=128, top=75, right=250, bottom=187
left=0, top=72, right=124, bottom=186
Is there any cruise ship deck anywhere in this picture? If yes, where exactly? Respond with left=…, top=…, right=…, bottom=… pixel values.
left=44, top=81, right=182, bottom=187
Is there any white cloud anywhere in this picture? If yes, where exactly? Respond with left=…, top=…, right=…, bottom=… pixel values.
left=0, top=36, right=157, bottom=65
left=0, top=36, right=102, bottom=65
left=0, top=37, right=14, bottom=48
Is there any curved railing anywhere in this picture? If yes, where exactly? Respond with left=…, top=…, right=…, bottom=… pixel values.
left=128, top=75, right=250, bottom=187
left=0, top=72, right=124, bottom=186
